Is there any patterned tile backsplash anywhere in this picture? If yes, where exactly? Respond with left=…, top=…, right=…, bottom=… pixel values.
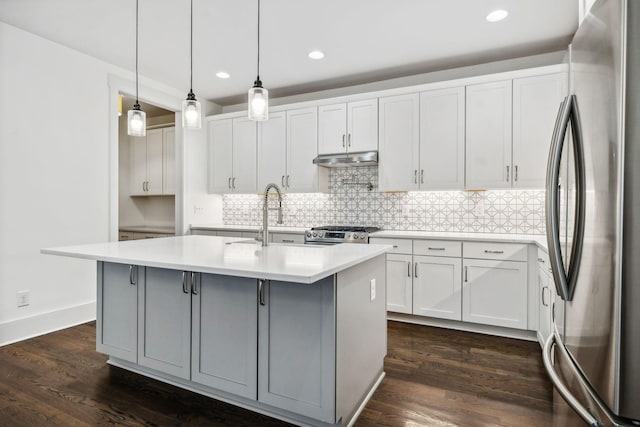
left=223, top=166, right=546, bottom=235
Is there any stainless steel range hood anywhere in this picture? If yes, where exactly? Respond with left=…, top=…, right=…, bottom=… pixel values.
left=312, top=151, right=378, bottom=167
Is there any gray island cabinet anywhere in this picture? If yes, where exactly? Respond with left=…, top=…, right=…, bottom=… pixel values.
left=46, top=236, right=389, bottom=427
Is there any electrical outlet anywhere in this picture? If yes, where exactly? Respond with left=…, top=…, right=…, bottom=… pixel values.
left=370, top=279, right=376, bottom=301
left=17, top=290, right=30, bottom=308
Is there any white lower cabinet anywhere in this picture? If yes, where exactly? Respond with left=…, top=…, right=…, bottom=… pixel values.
left=462, top=258, right=528, bottom=329
left=191, top=274, right=257, bottom=399
left=258, top=277, right=336, bottom=423
left=386, top=253, right=413, bottom=314
left=413, top=255, right=462, bottom=321
left=536, top=250, right=553, bottom=345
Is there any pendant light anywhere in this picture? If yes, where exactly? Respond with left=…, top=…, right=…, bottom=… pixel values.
left=127, top=0, right=146, bottom=136
left=182, top=0, right=202, bottom=129
left=248, top=0, right=268, bottom=121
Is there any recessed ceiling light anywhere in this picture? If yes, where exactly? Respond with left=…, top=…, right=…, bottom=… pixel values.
left=308, top=50, right=325, bottom=60
left=216, top=71, right=230, bottom=79
left=486, top=9, right=509, bottom=22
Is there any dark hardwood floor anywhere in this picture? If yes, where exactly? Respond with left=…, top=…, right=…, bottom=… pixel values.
left=0, top=321, right=552, bottom=426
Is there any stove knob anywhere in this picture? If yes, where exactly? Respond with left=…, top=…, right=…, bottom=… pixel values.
left=306, top=231, right=312, bottom=238
left=360, top=234, right=366, bottom=239
left=313, top=232, right=317, bottom=237
left=319, top=232, right=324, bottom=237
left=352, top=233, right=359, bottom=239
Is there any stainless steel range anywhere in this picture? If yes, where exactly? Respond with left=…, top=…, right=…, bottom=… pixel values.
left=304, top=226, right=380, bottom=245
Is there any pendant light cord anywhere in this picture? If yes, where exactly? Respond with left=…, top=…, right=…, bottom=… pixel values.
left=135, top=0, right=139, bottom=104
left=190, top=0, right=193, bottom=93
left=256, top=0, right=260, bottom=80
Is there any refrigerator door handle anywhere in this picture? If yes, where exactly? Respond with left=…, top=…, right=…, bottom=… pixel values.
left=542, top=333, right=602, bottom=427
left=546, top=96, right=572, bottom=300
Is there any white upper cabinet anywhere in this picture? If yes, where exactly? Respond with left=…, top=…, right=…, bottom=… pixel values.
left=258, top=111, right=287, bottom=190
left=420, top=87, right=465, bottom=190
left=465, top=80, right=513, bottom=189
left=208, top=117, right=257, bottom=194
left=378, top=93, right=420, bottom=191
left=318, top=99, right=377, bottom=154
left=286, top=107, right=318, bottom=192
left=131, top=127, right=175, bottom=196
left=512, top=73, right=566, bottom=188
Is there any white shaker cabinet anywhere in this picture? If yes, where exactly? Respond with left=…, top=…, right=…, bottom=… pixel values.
left=137, top=267, right=192, bottom=379
left=465, top=80, right=513, bottom=189
left=536, top=250, right=553, bottom=345
left=96, top=262, right=139, bottom=363
left=257, top=111, right=287, bottom=189
left=413, top=255, right=463, bottom=321
left=378, top=93, right=420, bottom=192
left=318, top=99, right=377, bottom=154
left=385, top=253, right=414, bottom=314
left=420, top=87, right=465, bottom=190
left=512, top=73, right=566, bottom=188
left=208, top=117, right=257, bottom=194
left=131, top=127, right=174, bottom=196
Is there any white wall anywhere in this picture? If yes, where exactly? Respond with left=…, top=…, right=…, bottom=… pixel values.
left=0, top=22, right=211, bottom=345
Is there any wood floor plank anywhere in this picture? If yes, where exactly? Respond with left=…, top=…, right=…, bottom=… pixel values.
left=0, top=320, right=552, bottom=426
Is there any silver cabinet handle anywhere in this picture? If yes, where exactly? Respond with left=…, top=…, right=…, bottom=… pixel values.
left=537, top=257, right=546, bottom=264
left=228, top=177, right=232, bottom=189
left=142, top=182, right=145, bottom=192
left=286, top=175, right=290, bottom=188
left=414, top=170, right=418, bottom=184
left=414, top=262, right=418, bottom=278
left=281, top=175, right=285, bottom=187
left=347, top=133, right=352, bottom=148
left=420, top=169, right=424, bottom=184
left=542, top=333, right=602, bottom=427
left=182, top=272, right=189, bottom=294
left=282, top=239, right=294, bottom=243
left=258, top=279, right=266, bottom=306
left=464, top=266, right=468, bottom=282
left=190, top=272, right=198, bottom=295
left=129, top=265, right=136, bottom=285
left=515, top=165, right=519, bottom=182
left=342, top=134, right=346, bottom=148
left=484, top=250, right=504, bottom=254
left=428, top=247, right=445, bottom=251
left=407, top=261, right=411, bottom=277
left=542, top=286, right=549, bottom=307
left=232, top=177, right=236, bottom=189
left=393, top=245, right=398, bottom=248
left=506, top=165, right=510, bottom=182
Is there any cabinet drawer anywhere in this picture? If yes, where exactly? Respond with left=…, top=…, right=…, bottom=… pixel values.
left=369, top=237, right=412, bottom=254
left=537, top=248, right=552, bottom=275
left=463, top=241, right=527, bottom=261
left=271, top=233, right=304, bottom=244
left=413, top=240, right=461, bottom=257
left=119, top=232, right=133, bottom=241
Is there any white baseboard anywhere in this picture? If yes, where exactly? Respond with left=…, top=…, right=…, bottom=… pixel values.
left=0, top=301, right=96, bottom=347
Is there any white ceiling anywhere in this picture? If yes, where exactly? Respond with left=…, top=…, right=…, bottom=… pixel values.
left=0, top=0, right=578, bottom=106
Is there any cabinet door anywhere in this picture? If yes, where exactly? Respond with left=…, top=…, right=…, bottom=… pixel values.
left=258, top=112, right=287, bottom=190
left=192, top=274, right=257, bottom=399
left=512, top=73, right=566, bottom=188
left=386, top=253, right=413, bottom=314
left=378, top=94, right=419, bottom=192
left=130, top=135, right=148, bottom=195
left=318, top=103, right=347, bottom=154
left=258, top=277, right=336, bottom=423
left=413, top=256, right=462, bottom=321
left=163, top=127, right=176, bottom=195
left=138, top=267, right=191, bottom=379
left=537, top=268, right=552, bottom=345
left=232, top=117, right=257, bottom=193
left=420, top=87, right=465, bottom=190
left=287, top=107, right=318, bottom=192
left=96, top=262, right=138, bottom=363
left=347, top=99, right=378, bottom=152
left=271, top=233, right=305, bottom=244
left=465, top=80, right=512, bottom=189
left=145, top=128, right=164, bottom=195
left=208, top=119, right=233, bottom=193
left=462, top=259, right=527, bottom=329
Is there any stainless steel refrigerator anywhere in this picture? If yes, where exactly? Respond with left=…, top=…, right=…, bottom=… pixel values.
left=542, top=0, right=640, bottom=425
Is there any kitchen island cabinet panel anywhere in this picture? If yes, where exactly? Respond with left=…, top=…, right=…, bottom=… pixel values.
left=258, top=276, right=336, bottom=423
left=192, top=274, right=258, bottom=399
left=138, top=267, right=191, bottom=379
left=97, top=262, right=139, bottom=363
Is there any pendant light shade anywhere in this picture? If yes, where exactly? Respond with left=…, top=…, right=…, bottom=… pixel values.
left=182, top=0, right=202, bottom=129
left=127, top=0, right=146, bottom=136
left=248, top=0, right=268, bottom=121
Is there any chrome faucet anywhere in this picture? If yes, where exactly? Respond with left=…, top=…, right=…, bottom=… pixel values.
left=262, top=183, right=284, bottom=246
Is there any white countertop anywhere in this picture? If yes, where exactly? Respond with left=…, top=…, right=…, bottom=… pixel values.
left=42, top=235, right=391, bottom=284
left=190, top=224, right=308, bottom=234
left=120, top=225, right=176, bottom=234
left=371, top=230, right=548, bottom=251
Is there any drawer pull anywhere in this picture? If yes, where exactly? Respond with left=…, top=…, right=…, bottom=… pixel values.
left=282, top=239, right=294, bottom=243
left=537, top=257, right=546, bottom=263
left=484, top=250, right=504, bottom=254
left=428, top=247, right=445, bottom=251
left=393, top=245, right=399, bottom=248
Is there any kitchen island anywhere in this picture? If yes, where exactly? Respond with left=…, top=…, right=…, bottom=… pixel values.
left=42, top=235, right=390, bottom=427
